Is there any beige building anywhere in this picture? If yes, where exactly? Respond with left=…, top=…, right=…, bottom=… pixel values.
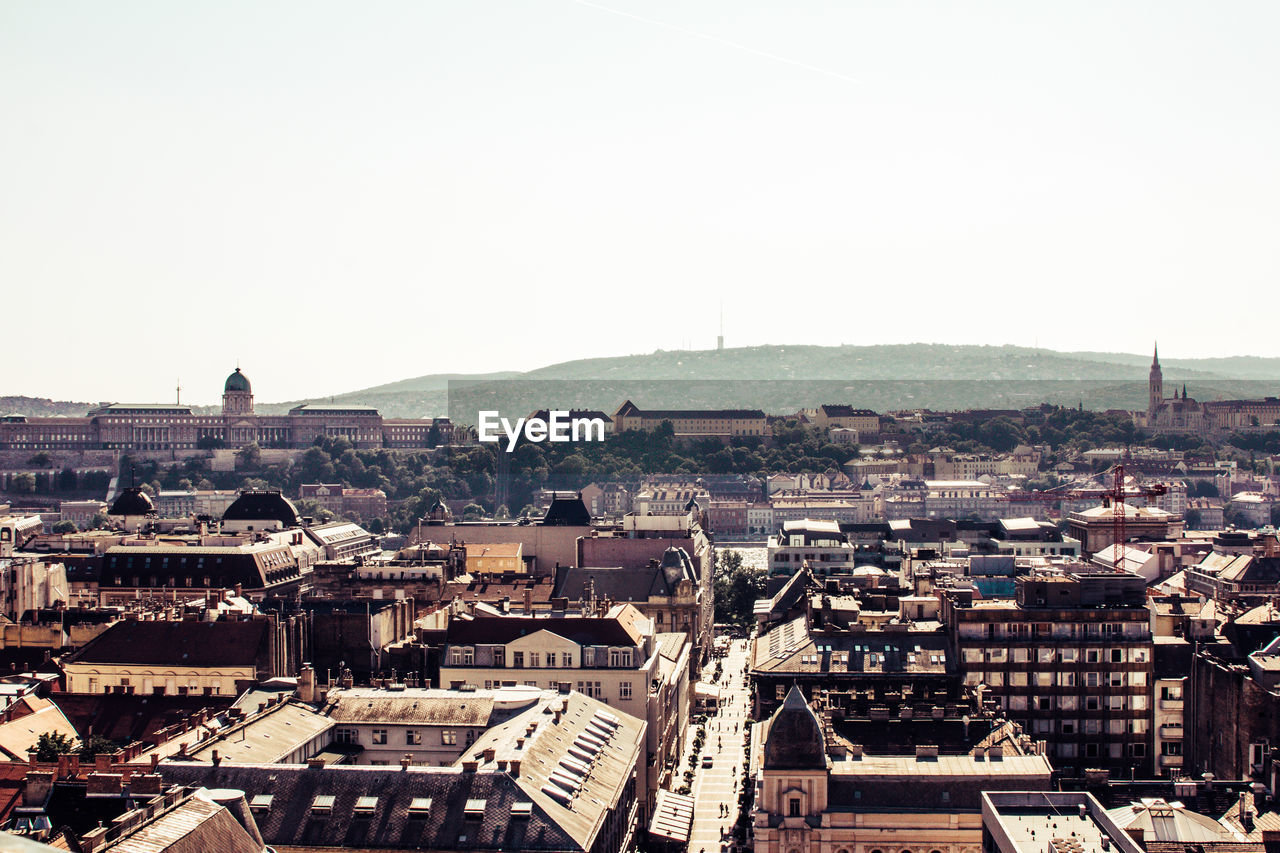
left=58, top=500, right=108, bottom=529
left=612, top=400, right=767, bottom=438
left=0, top=555, right=68, bottom=620
left=814, top=405, right=880, bottom=434
left=750, top=687, right=1053, bottom=853
left=438, top=602, right=691, bottom=822
left=0, top=368, right=443, bottom=453
left=464, top=542, right=525, bottom=574
left=63, top=618, right=281, bottom=697
left=320, top=684, right=549, bottom=767
left=1067, top=502, right=1183, bottom=555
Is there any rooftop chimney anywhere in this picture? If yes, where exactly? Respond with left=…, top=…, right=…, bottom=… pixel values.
left=297, top=664, right=316, bottom=703
left=23, top=771, right=53, bottom=808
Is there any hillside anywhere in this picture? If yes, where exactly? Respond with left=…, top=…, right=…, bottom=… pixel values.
left=317, top=340, right=1280, bottom=417
left=0, top=396, right=95, bottom=418
left=9, top=345, right=1280, bottom=421
left=315, top=344, right=1280, bottom=421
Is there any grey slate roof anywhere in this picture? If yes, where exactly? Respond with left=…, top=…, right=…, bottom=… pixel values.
left=554, top=550, right=695, bottom=604
left=159, top=763, right=584, bottom=851
left=446, top=614, right=640, bottom=648
left=68, top=619, right=270, bottom=669
left=762, top=686, right=827, bottom=770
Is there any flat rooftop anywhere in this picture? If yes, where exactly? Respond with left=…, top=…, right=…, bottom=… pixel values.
left=984, top=792, right=1146, bottom=853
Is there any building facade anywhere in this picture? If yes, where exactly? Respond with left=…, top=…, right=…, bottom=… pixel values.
left=0, top=368, right=448, bottom=452
left=941, top=570, right=1155, bottom=779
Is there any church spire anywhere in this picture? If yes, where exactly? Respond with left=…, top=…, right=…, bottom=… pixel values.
left=1148, top=342, right=1164, bottom=419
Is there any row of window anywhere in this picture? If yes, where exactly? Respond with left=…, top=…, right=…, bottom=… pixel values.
left=334, top=727, right=474, bottom=747
left=85, top=677, right=221, bottom=696
left=961, top=646, right=1149, bottom=664
left=448, top=647, right=634, bottom=668
left=967, top=670, right=1148, bottom=688
left=958, top=622, right=1148, bottom=640
left=1054, top=741, right=1145, bottom=759
left=475, top=679, right=633, bottom=700
left=1025, top=717, right=1150, bottom=735
left=992, top=691, right=1149, bottom=712
left=112, top=576, right=220, bottom=588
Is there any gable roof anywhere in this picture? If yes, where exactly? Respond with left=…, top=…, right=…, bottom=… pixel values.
left=553, top=554, right=695, bottom=604
left=446, top=614, right=641, bottom=648
left=325, top=692, right=495, bottom=727
left=0, top=696, right=79, bottom=761
left=460, top=690, right=644, bottom=849
left=110, top=789, right=266, bottom=853
left=159, top=763, right=584, bottom=851
left=68, top=619, right=270, bottom=669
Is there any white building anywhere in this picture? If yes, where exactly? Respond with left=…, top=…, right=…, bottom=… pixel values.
left=924, top=480, right=1003, bottom=520
left=322, top=684, right=551, bottom=767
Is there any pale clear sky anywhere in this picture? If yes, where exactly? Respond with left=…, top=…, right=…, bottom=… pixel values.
left=3, top=1, right=1277, bottom=404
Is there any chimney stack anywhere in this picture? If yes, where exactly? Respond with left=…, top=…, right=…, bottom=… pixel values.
left=297, top=664, right=316, bottom=704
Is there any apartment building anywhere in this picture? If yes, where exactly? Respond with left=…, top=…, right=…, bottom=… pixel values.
left=438, top=603, right=690, bottom=819
left=940, top=569, right=1155, bottom=779
left=766, top=520, right=859, bottom=591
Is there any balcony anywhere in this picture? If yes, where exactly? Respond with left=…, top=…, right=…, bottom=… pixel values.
left=1158, top=754, right=1184, bottom=768
left=1159, top=698, right=1183, bottom=710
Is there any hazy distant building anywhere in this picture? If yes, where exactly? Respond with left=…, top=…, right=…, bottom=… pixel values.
left=611, top=400, right=767, bottom=439
left=0, top=367, right=447, bottom=452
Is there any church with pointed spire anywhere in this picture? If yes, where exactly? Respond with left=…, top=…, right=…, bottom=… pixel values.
left=1144, top=343, right=1207, bottom=431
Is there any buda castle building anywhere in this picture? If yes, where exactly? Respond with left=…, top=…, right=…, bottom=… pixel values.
left=0, top=368, right=448, bottom=452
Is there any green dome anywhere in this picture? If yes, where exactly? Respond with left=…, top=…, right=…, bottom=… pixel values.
left=224, top=368, right=251, bottom=394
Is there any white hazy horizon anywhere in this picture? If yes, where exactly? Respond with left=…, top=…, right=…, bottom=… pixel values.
left=3, top=1, right=1278, bottom=402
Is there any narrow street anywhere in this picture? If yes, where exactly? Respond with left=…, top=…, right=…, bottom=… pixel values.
left=683, top=637, right=752, bottom=853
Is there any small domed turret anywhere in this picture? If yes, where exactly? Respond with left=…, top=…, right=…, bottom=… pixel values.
left=109, top=486, right=154, bottom=518
left=224, top=368, right=251, bottom=394
left=222, top=367, right=254, bottom=416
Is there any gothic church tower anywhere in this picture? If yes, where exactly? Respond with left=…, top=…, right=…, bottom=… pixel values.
left=1148, top=344, right=1163, bottom=419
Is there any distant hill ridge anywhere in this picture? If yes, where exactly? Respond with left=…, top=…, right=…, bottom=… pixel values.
left=9, top=345, right=1280, bottom=419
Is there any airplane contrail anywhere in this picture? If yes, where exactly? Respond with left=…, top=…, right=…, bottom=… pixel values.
left=568, top=0, right=863, bottom=87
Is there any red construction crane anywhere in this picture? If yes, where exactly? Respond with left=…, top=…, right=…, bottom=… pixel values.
left=1103, top=464, right=1167, bottom=561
